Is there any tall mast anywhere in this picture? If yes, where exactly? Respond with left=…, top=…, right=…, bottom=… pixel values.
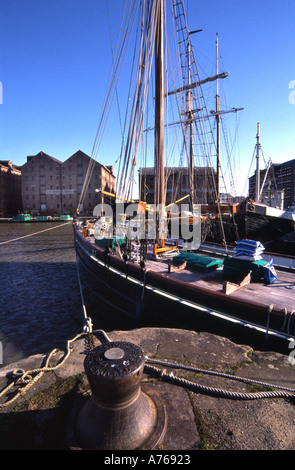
left=154, top=0, right=165, bottom=247
left=187, top=36, right=194, bottom=211
left=216, top=33, right=220, bottom=204
left=255, top=122, right=260, bottom=203
left=154, top=0, right=165, bottom=210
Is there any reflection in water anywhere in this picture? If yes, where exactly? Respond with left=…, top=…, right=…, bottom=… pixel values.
left=0, top=222, right=85, bottom=366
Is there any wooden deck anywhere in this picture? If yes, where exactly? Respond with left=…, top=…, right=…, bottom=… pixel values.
left=86, top=234, right=295, bottom=315
left=145, top=255, right=295, bottom=314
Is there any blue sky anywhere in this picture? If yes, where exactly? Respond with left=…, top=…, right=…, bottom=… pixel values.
left=0, top=0, right=294, bottom=196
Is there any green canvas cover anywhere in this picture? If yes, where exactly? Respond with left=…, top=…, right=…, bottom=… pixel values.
left=173, top=252, right=223, bottom=272
left=95, top=237, right=126, bottom=250
left=223, top=257, right=267, bottom=282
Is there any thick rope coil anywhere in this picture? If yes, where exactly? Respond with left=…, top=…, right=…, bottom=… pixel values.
left=145, top=364, right=295, bottom=400
left=145, top=357, right=295, bottom=400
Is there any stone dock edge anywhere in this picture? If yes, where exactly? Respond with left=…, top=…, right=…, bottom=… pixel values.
left=0, top=327, right=294, bottom=450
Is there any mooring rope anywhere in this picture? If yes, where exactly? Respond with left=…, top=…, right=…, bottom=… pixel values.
left=144, top=357, right=295, bottom=400
left=0, top=328, right=111, bottom=409
left=75, top=248, right=92, bottom=334
left=0, top=222, right=72, bottom=246
left=0, top=334, right=80, bottom=409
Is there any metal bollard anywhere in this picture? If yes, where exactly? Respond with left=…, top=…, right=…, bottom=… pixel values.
left=74, top=341, right=166, bottom=450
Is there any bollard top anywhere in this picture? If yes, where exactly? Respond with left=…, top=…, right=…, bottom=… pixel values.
left=84, top=341, right=145, bottom=380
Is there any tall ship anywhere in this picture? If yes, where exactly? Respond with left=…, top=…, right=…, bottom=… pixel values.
left=74, top=0, right=295, bottom=353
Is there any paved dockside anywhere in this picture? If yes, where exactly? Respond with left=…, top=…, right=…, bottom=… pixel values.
left=0, top=327, right=294, bottom=450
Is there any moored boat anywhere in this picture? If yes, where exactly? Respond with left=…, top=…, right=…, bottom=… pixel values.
left=73, top=0, right=295, bottom=353
left=74, top=221, right=295, bottom=353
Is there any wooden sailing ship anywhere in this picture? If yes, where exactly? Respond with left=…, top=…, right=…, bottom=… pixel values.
left=73, top=0, right=295, bottom=353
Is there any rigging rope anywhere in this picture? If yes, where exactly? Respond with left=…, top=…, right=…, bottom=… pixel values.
left=78, top=0, right=140, bottom=212
left=117, top=0, right=158, bottom=202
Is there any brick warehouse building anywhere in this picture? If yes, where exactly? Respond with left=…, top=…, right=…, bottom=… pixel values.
left=21, top=150, right=116, bottom=216
left=0, top=160, right=22, bottom=216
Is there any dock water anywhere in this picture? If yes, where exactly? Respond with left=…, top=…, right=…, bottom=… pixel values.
left=0, top=222, right=83, bottom=365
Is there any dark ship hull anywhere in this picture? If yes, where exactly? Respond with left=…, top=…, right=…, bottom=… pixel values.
left=236, top=202, right=295, bottom=244
left=74, top=224, right=295, bottom=353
